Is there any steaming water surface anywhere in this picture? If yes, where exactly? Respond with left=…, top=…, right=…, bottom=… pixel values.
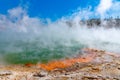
left=0, top=25, right=120, bottom=64
left=0, top=25, right=86, bottom=64
left=0, top=1, right=120, bottom=64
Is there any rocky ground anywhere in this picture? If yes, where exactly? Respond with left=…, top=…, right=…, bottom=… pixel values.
left=0, top=48, right=120, bottom=80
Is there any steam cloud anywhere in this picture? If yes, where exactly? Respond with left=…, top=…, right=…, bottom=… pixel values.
left=0, top=0, right=120, bottom=64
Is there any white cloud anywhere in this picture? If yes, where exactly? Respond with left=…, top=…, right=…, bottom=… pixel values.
left=96, top=0, right=120, bottom=18
left=97, top=0, right=113, bottom=17
left=107, top=1, right=120, bottom=17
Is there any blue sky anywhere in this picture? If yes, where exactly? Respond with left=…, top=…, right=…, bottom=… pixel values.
left=0, top=0, right=100, bottom=20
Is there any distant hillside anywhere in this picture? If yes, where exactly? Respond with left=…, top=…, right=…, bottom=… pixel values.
left=66, top=18, right=120, bottom=28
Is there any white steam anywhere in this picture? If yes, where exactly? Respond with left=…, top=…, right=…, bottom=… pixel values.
left=0, top=0, right=120, bottom=63
left=0, top=6, right=120, bottom=53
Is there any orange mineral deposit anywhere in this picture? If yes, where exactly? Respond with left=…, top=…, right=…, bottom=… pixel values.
left=38, top=51, right=96, bottom=71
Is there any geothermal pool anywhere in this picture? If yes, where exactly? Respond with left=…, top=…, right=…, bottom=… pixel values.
left=1, top=26, right=120, bottom=64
